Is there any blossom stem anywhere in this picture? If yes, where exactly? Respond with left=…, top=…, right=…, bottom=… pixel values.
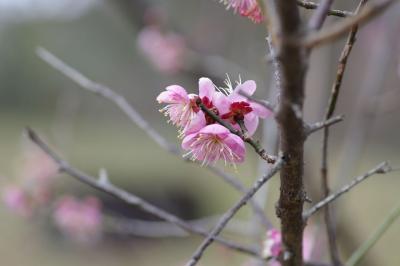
left=197, top=101, right=276, bottom=164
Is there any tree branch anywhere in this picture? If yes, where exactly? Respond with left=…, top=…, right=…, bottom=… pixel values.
left=303, top=162, right=392, bottom=219
left=304, top=0, right=398, bottom=48
left=26, top=128, right=261, bottom=257
left=297, top=0, right=353, bottom=17
left=305, top=115, right=344, bottom=136
left=320, top=1, right=367, bottom=264
left=308, top=0, right=335, bottom=31
left=185, top=158, right=284, bottom=266
left=36, top=46, right=271, bottom=230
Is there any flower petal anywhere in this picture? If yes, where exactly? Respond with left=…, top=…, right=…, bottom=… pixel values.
left=250, top=102, right=271, bottom=118
left=224, top=134, right=245, bottom=163
left=157, top=85, right=188, bottom=103
left=244, top=112, right=259, bottom=136
left=199, top=77, right=215, bottom=100
left=234, top=80, right=256, bottom=96
left=200, top=124, right=230, bottom=138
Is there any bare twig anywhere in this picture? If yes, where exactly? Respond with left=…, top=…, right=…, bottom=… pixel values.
left=185, top=158, right=284, bottom=266
left=304, top=0, right=398, bottom=48
left=320, top=2, right=367, bottom=264
left=26, top=128, right=260, bottom=257
left=346, top=200, right=400, bottom=266
left=297, top=0, right=353, bottom=17
left=105, top=214, right=253, bottom=238
left=197, top=101, right=277, bottom=164
left=304, top=162, right=392, bottom=219
left=305, top=115, right=344, bottom=136
left=308, top=0, right=335, bottom=30
left=36, top=47, right=270, bottom=229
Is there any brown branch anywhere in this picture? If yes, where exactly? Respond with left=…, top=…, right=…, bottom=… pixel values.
left=304, top=0, right=398, bottom=48
left=305, top=115, right=344, bottom=136
left=303, top=162, right=392, bottom=219
left=263, top=0, right=308, bottom=265
left=320, top=1, right=367, bottom=264
left=197, top=101, right=277, bottom=164
left=297, top=0, right=353, bottom=17
left=36, top=47, right=271, bottom=230
left=308, top=0, right=335, bottom=30
left=185, top=158, right=284, bottom=266
left=26, top=128, right=261, bottom=257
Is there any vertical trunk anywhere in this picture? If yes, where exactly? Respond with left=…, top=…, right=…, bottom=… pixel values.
left=270, top=1, right=307, bottom=265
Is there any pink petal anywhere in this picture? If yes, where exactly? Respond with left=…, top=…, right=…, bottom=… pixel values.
left=250, top=102, right=271, bottom=118
left=183, top=112, right=206, bottom=135
left=157, top=85, right=188, bottom=103
left=182, top=133, right=197, bottom=150
left=224, top=134, right=245, bottom=163
left=234, top=80, right=256, bottom=96
left=200, top=124, right=230, bottom=138
left=213, top=92, right=231, bottom=115
left=198, top=77, right=215, bottom=100
left=244, top=112, right=259, bottom=136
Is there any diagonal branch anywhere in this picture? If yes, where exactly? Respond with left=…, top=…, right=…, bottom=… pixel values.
left=26, top=128, right=261, bottom=257
left=303, top=162, right=392, bottom=219
left=304, top=0, right=398, bottom=48
left=297, top=0, right=353, bottom=17
left=185, top=158, right=284, bottom=266
left=36, top=47, right=271, bottom=230
left=305, top=115, right=344, bottom=136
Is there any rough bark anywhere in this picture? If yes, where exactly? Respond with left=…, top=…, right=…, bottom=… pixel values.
left=269, top=1, right=308, bottom=265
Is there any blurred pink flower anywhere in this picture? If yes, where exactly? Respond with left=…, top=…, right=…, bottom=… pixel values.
left=262, top=229, right=282, bottom=259
left=2, top=185, right=32, bottom=217
left=53, top=196, right=102, bottom=244
left=137, top=26, right=187, bottom=74
left=220, top=0, right=263, bottom=23
left=182, top=124, right=245, bottom=166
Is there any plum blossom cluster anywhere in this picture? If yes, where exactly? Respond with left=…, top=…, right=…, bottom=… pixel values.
left=219, top=0, right=263, bottom=23
left=137, top=26, right=187, bottom=74
left=53, top=196, right=102, bottom=245
left=157, top=77, right=270, bottom=166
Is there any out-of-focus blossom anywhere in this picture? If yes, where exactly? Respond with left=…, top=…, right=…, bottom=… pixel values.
left=262, top=227, right=317, bottom=265
left=219, top=0, right=263, bottom=23
left=182, top=124, right=245, bottom=166
left=262, top=229, right=282, bottom=259
left=2, top=185, right=32, bottom=217
left=53, top=196, right=102, bottom=244
left=137, top=26, right=187, bottom=74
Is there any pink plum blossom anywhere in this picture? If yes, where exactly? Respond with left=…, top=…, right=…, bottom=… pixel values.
left=2, top=185, right=33, bottom=217
left=53, top=196, right=102, bottom=244
left=220, top=0, right=263, bottom=23
left=137, top=26, right=186, bottom=74
left=182, top=124, right=245, bottom=166
left=157, top=84, right=200, bottom=133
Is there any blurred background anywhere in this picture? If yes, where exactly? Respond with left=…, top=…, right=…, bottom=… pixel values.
left=0, top=0, right=399, bottom=265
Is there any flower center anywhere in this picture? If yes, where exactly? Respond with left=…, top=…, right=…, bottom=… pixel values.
left=221, top=101, right=253, bottom=124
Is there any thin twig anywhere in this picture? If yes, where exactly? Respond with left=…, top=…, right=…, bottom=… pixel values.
left=303, top=162, right=392, bottom=219
left=308, top=0, right=335, bottom=30
left=36, top=46, right=270, bottom=229
left=346, top=200, right=400, bottom=266
left=320, top=1, right=367, bottom=264
left=304, top=0, right=398, bottom=48
left=198, top=101, right=277, bottom=164
left=305, top=115, right=344, bottom=136
left=104, top=214, right=253, bottom=238
left=297, top=0, right=353, bottom=17
left=26, top=128, right=261, bottom=257
left=185, top=158, right=284, bottom=266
